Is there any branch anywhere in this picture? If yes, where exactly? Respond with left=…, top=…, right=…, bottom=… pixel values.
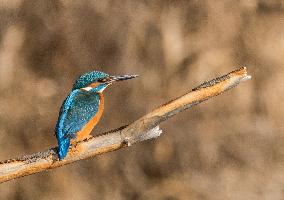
left=0, top=67, right=251, bottom=183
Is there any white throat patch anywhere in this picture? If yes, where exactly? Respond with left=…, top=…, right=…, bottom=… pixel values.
left=82, top=86, right=92, bottom=91
left=82, top=84, right=109, bottom=92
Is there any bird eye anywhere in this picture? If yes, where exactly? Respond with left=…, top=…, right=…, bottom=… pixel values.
left=98, top=78, right=108, bottom=83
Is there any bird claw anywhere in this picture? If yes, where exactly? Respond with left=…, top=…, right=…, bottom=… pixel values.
left=122, top=137, right=132, bottom=147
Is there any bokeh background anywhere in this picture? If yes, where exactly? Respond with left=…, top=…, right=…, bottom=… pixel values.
left=0, top=0, right=284, bottom=199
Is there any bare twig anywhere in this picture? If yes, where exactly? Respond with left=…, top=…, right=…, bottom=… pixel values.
left=0, top=67, right=251, bottom=183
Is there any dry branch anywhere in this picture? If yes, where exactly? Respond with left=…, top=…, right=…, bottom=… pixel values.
left=0, top=67, right=251, bottom=183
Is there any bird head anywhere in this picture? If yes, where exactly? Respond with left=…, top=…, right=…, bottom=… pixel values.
left=72, top=71, right=138, bottom=92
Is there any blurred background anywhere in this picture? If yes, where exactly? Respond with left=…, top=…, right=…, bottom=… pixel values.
left=0, top=0, right=284, bottom=199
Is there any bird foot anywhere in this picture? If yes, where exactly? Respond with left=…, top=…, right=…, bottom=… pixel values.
left=122, top=137, right=132, bottom=147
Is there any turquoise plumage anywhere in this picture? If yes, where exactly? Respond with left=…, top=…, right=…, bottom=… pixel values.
left=55, top=89, right=101, bottom=159
left=55, top=71, right=138, bottom=160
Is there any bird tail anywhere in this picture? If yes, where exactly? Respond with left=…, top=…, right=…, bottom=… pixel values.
left=58, top=138, right=70, bottom=160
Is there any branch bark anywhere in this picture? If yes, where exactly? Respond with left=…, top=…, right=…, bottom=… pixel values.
left=0, top=67, right=251, bottom=183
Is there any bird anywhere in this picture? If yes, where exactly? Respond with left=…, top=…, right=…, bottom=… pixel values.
left=55, top=71, right=138, bottom=160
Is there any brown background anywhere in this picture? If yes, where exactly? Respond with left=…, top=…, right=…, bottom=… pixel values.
left=0, top=0, right=284, bottom=199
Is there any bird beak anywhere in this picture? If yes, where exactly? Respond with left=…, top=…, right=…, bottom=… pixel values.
left=108, top=74, right=138, bottom=83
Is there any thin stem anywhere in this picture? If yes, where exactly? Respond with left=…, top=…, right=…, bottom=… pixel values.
left=0, top=67, right=251, bottom=183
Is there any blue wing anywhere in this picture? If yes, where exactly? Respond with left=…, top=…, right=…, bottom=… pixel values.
left=55, top=89, right=101, bottom=159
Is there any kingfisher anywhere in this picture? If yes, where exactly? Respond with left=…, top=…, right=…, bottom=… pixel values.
left=55, top=71, right=138, bottom=160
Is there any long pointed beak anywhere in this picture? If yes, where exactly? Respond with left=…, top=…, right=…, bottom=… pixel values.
left=108, top=74, right=138, bottom=83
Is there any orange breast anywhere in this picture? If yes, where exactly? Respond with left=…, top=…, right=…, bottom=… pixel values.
left=75, top=93, right=105, bottom=141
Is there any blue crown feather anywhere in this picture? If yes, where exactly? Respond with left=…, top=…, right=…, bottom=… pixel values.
left=72, top=71, right=109, bottom=90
